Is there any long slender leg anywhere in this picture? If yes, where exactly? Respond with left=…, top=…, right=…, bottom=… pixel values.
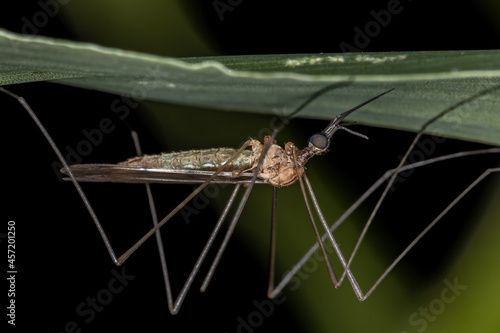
left=1, top=87, right=118, bottom=263
left=128, top=129, right=246, bottom=313
left=267, top=187, right=278, bottom=298
left=6, top=84, right=347, bottom=312
left=168, top=184, right=242, bottom=313
left=310, top=165, right=500, bottom=300
left=326, top=85, right=500, bottom=298
left=117, top=139, right=258, bottom=265
left=199, top=81, right=361, bottom=293
left=270, top=148, right=500, bottom=297
left=293, top=150, right=339, bottom=288
left=200, top=126, right=283, bottom=291
left=303, top=174, right=365, bottom=297
left=359, top=166, right=500, bottom=299
left=338, top=85, right=500, bottom=286
left=16, top=82, right=253, bottom=267
left=270, top=119, right=500, bottom=301
left=127, top=129, right=172, bottom=310
left=266, top=164, right=366, bottom=298
left=1, top=86, right=259, bottom=313
left=267, top=83, right=500, bottom=300
left=267, top=146, right=367, bottom=298
left=9, top=81, right=355, bottom=299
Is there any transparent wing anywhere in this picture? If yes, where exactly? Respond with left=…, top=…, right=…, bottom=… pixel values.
left=61, top=164, right=267, bottom=185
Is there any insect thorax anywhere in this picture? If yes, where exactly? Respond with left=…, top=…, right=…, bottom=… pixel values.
left=258, top=142, right=304, bottom=188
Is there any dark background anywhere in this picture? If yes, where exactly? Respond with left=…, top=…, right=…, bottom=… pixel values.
left=3, top=1, right=500, bottom=333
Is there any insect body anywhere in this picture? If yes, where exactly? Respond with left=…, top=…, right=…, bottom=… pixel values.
left=117, top=137, right=304, bottom=187
left=66, top=89, right=379, bottom=189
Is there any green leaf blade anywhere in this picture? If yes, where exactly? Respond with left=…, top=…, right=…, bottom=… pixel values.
left=1, top=29, right=500, bottom=145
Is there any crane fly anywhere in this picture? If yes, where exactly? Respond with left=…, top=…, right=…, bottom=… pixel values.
left=2, top=83, right=499, bottom=317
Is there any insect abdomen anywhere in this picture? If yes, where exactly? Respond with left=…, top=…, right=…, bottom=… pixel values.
left=120, top=148, right=256, bottom=171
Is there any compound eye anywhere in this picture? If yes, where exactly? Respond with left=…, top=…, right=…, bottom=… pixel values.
left=309, top=134, right=329, bottom=150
